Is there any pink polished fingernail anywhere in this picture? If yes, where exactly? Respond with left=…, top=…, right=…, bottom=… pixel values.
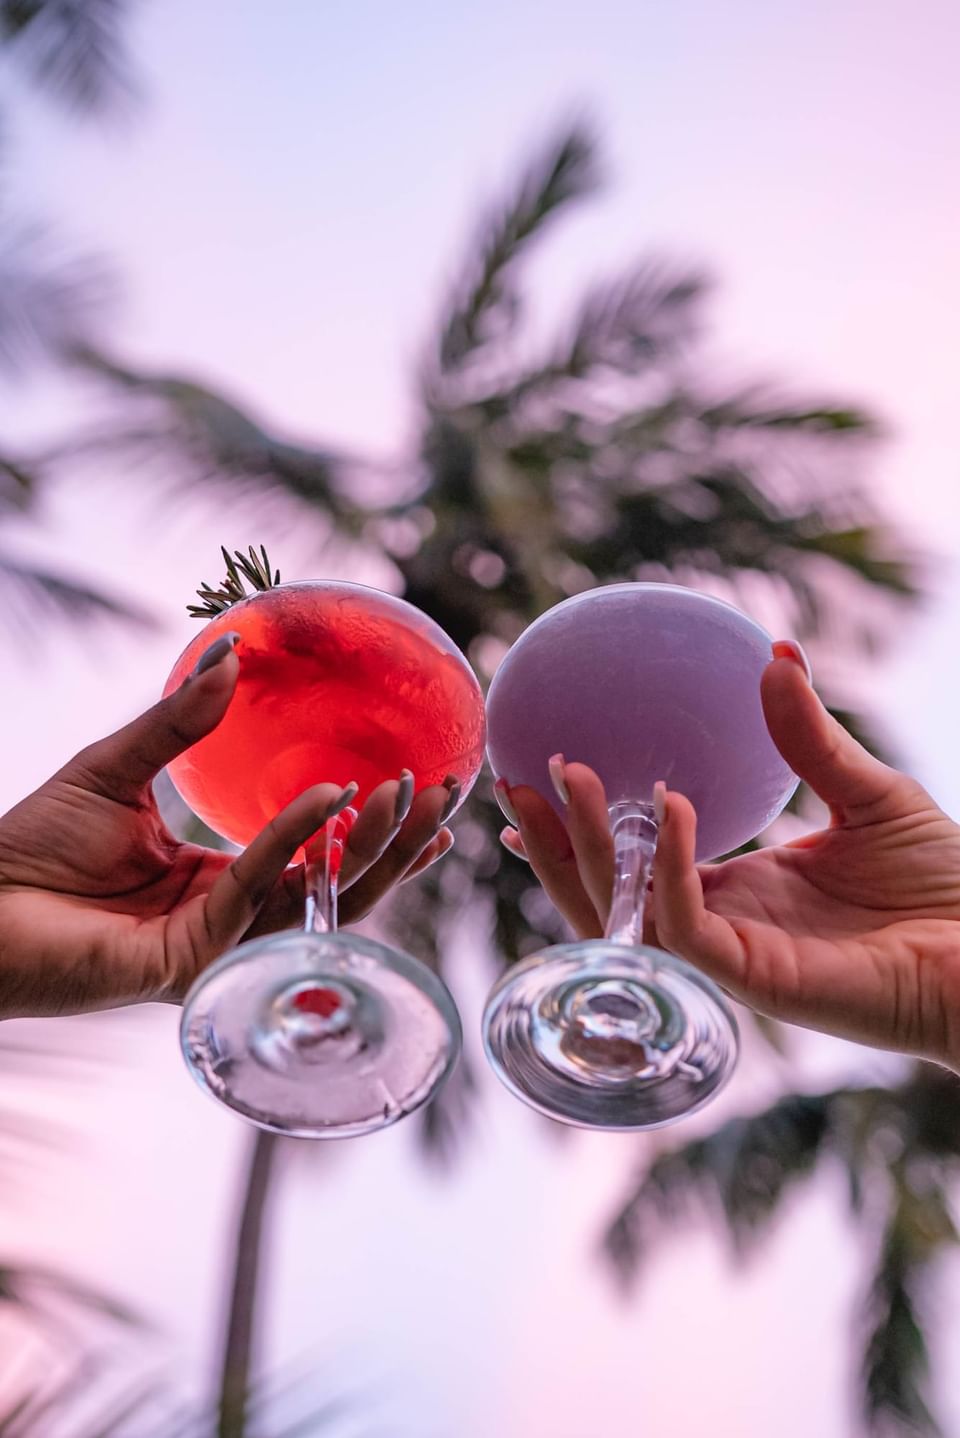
left=653, top=780, right=667, bottom=826
left=771, top=639, right=813, bottom=684
left=500, top=828, right=530, bottom=862
left=494, top=779, right=519, bottom=827
left=548, top=753, right=570, bottom=805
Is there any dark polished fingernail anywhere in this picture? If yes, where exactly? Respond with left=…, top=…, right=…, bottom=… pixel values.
left=325, top=782, right=359, bottom=820
left=394, top=769, right=414, bottom=825
left=500, top=827, right=529, bottom=861
left=439, top=778, right=461, bottom=826
left=494, top=778, right=519, bottom=827
left=193, top=631, right=241, bottom=677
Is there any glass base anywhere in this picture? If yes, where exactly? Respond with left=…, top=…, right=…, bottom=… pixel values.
left=180, top=931, right=461, bottom=1138
left=482, top=940, right=738, bottom=1130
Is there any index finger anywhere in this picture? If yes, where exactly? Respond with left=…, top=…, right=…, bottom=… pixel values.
left=509, top=783, right=604, bottom=939
left=559, top=761, right=616, bottom=922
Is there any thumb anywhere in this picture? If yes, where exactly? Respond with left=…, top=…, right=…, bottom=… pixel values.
left=58, top=632, right=240, bottom=801
left=762, top=642, right=900, bottom=822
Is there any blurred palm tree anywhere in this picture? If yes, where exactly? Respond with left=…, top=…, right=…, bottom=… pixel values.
left=1, top=4, right=946, bottom=1433
left=0, top=0, right=144, bottom=632
left=0, top=0, right=137, bottom=117
left=603, top=1065, right=960, bottom=1436
left=50, top=116, right=946, bottom=1435
left=0, top=1349, right=381, bottom=1438
left=1, top=13, right=363, bottom=1433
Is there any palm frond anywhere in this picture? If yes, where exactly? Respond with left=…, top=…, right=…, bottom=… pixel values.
left=602, top=1092, right=835, bottom=1284
left=555, top=466, right=919, bottom=620
left=416, top=1050, right=478, bottom=1166
left=0, top=1264, right=141, bottom=1333
left=66, top=346, right=360, bottom=525
left=271, top=1394, right=364, bottom=1438
left=0, top=548, right=152, bottom=638
left=0, top=1349, right=375, bottom=1438
left=481, top=261, right=708, bottom=412
left=793, top=526, right=918, bottom=598
left=434, top=120, right=600, bottom=375
left=0, top=1355, right=182, bottom=1438
left=0, top=452, right=37, bottom=513
left=0, top=0, right=138, bottom=117
left=600, top=1073, right=960, bottom=1435
left=0, top=224, right=114, bottom=378
left=861, top=1173, right=957, bottom=1437
left=697, top=390, right=881, bottom=438
left=0, top=1357, right=96, bottom=1437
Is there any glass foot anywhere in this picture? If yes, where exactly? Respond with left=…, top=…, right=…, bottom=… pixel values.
left=482, top=940, right=738, bottom=1129
left=181, top=931, right=461, bottom=1138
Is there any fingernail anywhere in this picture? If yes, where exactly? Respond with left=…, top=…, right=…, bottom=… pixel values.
left=394, top=769, right=414, bottom=825
left=439, top=778, right=461, bottom=826
left=548, top=753, right=569, bottom=805
left=653, top=780, right=667, bottom=826
left=500, top=827, right=529, bottom=862
left=325, top=782, right=359, bottom=820
left=192, top=631, right=240, bottom=676
left=772, top=639, right=812, bottom=684
left=494, top=778, right=519, bottom=827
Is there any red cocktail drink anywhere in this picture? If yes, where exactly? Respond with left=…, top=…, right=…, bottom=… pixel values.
left=165, top=582, right=485, bottom=847
left=171, top=551, right=481, bottom=1139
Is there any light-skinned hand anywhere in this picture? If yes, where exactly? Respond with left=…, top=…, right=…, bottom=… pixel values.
left=498, top=644, right=960, bottom=1069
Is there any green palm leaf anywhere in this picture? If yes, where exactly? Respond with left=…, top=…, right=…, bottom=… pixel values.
left=0, top=0, right=138, bottom=117
left=602, top=1070, right=960, bottom=1434
left=861, top=1176, right=953, bottom=1438
left=0, top=223, right=114, bottom=376
left=475, top=261, right=709, bottom=414
left=0, top=548, right=151, bottom=637
left=64, top=346, right=360, bottom=528
left=0, top=454, right=36, bottom=513
left=432, top=120, right=600, bottom=376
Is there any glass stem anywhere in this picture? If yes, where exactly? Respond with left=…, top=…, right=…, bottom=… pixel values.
left=604, top=800, right=659, bottom=948
left=304, top=815, right=342, bottom=936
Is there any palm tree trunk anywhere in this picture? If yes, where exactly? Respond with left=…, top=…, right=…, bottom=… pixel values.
left=216, top=1129, right=280, bottom=1438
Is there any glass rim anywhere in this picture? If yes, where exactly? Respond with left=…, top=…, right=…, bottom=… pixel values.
left=493, top=580, right=776, bottom=666
left=191, top=575, right=480, bottom=672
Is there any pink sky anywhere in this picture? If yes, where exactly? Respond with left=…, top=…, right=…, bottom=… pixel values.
left=3, top=0, right=960, bottom=1432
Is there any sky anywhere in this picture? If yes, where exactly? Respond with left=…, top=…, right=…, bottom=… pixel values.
left=3, top=0, right=960, bottom=1433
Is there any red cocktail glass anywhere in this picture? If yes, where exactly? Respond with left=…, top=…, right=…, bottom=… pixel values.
left=165, top=550, right=485, bottom=1138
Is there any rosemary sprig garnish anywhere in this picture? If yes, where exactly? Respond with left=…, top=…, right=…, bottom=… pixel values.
left=188, top=545, right=282, bottom=618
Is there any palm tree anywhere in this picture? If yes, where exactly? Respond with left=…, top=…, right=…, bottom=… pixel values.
left=47, top=116, right=939, bottom=1434
left=0, top=6, right=169, bottom=1433
left=0, top=0, right=143, bottom=632
left=603, top=1066, right=960, bottom=1436
left=0, top=0, right=137, bottom=118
